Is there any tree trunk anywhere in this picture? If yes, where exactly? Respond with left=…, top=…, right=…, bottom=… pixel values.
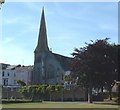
left=118, top=85, right=120, bottom=104
left=101, top=86, right=103, bottom=93
left=109, top=88, right=112, bottom=100
left=85, top=87, right=88, bottom=101
left=88, top=86, right=93, bottom=103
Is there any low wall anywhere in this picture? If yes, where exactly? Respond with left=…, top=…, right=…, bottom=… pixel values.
left=2, top=87, right=87, bottom=101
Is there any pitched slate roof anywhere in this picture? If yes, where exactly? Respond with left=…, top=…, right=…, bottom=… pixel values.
left=53, top=53, right=73, bottom=71
left=6, top=65, right=21, bottom=70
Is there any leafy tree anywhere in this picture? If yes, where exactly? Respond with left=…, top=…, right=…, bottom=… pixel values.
left=102, top=44, right=118, bottom=100
left=20, top=87, right=28, bottom=99
left=17, top=80, right=26, bottom=86
left=46, top=85, right=64, bottom=101
left=71, top=38, right=118, bottom=103
left=55, top=85, right=63, bottom=92
left=64, top=75, right=72, bottom=82
left=55, top=85, right=64, bottom=101
left=46, top=85, right=58, bottom=101
left=20, top=85, right=48, bottom=101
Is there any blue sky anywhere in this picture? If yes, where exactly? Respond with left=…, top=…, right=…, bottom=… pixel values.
left=0, top=2, right=118, bottom=65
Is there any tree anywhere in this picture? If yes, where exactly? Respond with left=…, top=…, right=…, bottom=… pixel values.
left=102, top=44, right=118, bottom=100
left=55, top=85, right=64, bottom=101
left=71, top=38, right=118, bottom=103
left=46, top=85, right=57, bottom=101
left=17, top=80, right=26, bottom=86
left=118, top=45, right=120, bottom=104
left=20, top=85, right=48, bottom=101
left=64, top=75, right=72, bottom=82
left=46, top=85, right=64, bottom=101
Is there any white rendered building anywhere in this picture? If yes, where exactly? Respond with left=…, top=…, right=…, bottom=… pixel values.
left=2, top=64, right=33, bottom=86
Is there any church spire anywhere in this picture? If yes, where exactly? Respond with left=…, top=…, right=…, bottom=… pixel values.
left=35, top=8, right=49, bottom=52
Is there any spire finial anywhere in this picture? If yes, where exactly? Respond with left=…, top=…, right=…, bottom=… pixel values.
left=35, top=7, right=49, bottom=52
left=42, top=7, right=44, bottom=15
left=42, top=6, right=44, bottom=11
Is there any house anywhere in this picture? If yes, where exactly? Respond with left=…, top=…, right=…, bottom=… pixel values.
left=1, top=64, right=33, bottom=86
left=112, top=81, right=120, bottom=93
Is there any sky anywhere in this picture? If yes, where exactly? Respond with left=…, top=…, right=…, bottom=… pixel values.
left=0, top=2, right=118, bottom=65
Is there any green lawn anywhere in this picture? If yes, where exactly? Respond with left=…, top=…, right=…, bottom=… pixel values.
left=1, top=102, right=120, bottom=108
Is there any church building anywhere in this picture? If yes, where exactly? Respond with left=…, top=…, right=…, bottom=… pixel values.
left=31, top=9, right=72, bottom=85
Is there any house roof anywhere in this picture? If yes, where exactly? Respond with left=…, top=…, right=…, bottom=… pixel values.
left=0, top=63, right=10, bottom=69
left=15, top=66, right=33, bottom=72
left=116, top=81, right=120, bottom=86
left=6, top=65, right=21, bottom=70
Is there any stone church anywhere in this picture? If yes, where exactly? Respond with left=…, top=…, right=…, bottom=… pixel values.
left=31, top=9, right=72, bottom=85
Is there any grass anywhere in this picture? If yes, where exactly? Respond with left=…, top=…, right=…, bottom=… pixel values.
left=1, top=101, right=120, bottom=108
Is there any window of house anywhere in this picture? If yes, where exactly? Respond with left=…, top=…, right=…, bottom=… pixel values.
left=3, top=78, right=8, bottom=86
left=14, top=80, right=16, bottom=85
left=8, top=73, right=9, bottom=76
left=2, top=71, right=4, bottom=77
